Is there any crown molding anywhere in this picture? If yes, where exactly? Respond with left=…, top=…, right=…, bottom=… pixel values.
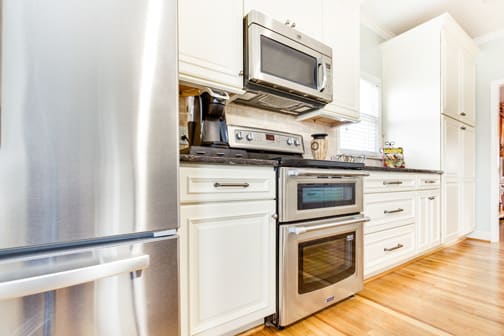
left=360, top=12, right=396, bottom=40
left=474, top=29, right=504, bottom=45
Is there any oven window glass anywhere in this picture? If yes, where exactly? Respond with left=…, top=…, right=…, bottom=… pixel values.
left=297, top=183, right=355, bottom=210
left=260, top=35, right=317, bottom=89
left=298, top=232, right=356, bottom=294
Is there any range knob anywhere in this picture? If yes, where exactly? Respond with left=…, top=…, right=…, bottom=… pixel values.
left=286, top=138, right=294, bottom=146
left=294, top=139, right=301, bottom=146
left=236, top=131, right=244, bottom=140
left=246, top=133, right=254, bottom=141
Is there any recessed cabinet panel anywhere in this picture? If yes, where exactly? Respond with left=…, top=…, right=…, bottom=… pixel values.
left=179, top=0, right=244, bottom=92
left=244, top=0, right=323, bottom=40
left=181, top=200, right=276, bottom=336
left=442, top=116, right=463, bottom=179
left=417, top=190, right=441, bottom=253
left=442, top=181, right=460, bottom=243
left=364, top=192, right=416, bottom=234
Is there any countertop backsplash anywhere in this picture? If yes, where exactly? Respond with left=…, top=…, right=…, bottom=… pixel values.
left=179, top=95, right=339, bottom=159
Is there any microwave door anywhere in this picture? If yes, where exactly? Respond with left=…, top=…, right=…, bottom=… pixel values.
left=247, top=24, right=332, bottom=103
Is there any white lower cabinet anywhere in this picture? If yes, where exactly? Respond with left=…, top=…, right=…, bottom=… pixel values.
left=364, top=172, right=442, bottom=278
left=416, top=190, right=441, bottom=253
left=364, top=225, right=416, bottom=276
left=442, top=179, right=460, bottom=243
left=180, top=165, right=276, bottom=336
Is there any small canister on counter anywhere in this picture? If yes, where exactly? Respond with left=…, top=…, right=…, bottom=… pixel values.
left=382, top=141, right=405, bottom=168
left=310, top=133, right=328, bottom=160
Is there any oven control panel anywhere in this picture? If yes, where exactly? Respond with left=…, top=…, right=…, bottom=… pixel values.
left=227, top=125, right=305, bottom=154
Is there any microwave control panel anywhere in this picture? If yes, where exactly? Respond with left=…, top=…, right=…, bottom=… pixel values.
left=227, top=125, right=304, bottom=154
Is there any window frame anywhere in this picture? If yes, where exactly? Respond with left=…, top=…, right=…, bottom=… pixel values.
left=338, top=72, right=383, bottom=158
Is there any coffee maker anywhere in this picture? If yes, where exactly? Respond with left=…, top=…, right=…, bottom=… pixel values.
left=184, top=88, right=237, bottom=155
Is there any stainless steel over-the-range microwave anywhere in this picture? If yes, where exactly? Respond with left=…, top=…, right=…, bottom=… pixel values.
left=234, top=10, right=333, bottom=115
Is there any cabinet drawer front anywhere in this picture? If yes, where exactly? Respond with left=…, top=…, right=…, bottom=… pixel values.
left=364, top=225, right=416, bottom=277
left=417, top=174, right=441, bottom=189
left=364, top=172, right=417, bottom=193
left=180, top=165, right=275, bottom=203
left=364, top=192, right=415, bottom=234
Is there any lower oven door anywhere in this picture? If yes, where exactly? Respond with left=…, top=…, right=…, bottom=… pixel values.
left=278, top=215, right=366, bottom=327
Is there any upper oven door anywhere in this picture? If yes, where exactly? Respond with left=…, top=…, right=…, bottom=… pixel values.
left=280, top=168, right=366, bottom=223
left=247, top=23, right=333, bottom=103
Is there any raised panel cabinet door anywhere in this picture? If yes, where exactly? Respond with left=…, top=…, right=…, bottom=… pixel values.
left=441, top=29, right=461, bottom=120
left=321, top=0, right=360, bottom=120
left=244, top=0, right=323, bottom=40
left=461, top=50, right=476, bottom=126
left=182, top=200, right=276, bottom=336
left=461, top=180, right=476, bottom=236
left=417, top=190, right=440, bottom=252
left=179, top=0, right=243, bottom=92
left=462, top=124, right=476, bottom=179
left=442, top=180, right=460, bottom=243
left=442, top=116, right=463, bottom=179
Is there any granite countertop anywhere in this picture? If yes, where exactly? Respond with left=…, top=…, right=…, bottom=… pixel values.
left=364, top=165, right=443, bottom=174
left=180, top=154, right=278, bottom=167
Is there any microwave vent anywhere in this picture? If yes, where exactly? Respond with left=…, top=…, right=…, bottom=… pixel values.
left=258, top=94, right=299, bottom=109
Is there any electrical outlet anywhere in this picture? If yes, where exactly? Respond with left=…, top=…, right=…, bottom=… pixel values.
left=180, top=126, right=189, bottom=145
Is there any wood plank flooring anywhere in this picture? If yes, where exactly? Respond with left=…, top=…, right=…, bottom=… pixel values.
left=241, top=239, right=504, bottom=336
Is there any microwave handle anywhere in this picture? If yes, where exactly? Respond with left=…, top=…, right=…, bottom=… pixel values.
left=317, top=59, right=328, bottom=92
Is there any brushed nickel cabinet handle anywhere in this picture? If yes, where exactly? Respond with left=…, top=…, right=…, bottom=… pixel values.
left=384, top=208, right=404, bottom=214
left=428, top=196, right=436, bottom=200
left=460, top=126, right=467, bottom=130
left=460, top=112, right=467, bottom=116
left=384, top=243, right=404, bottom=252
left=214, top=182, right=250, bottom=188
left=425, top=180, right=437, bottom=184
left=383, top=181, right=403, bottom=185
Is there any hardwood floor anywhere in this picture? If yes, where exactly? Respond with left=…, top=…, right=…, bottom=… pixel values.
left=241, top=239, right=504, bottom=336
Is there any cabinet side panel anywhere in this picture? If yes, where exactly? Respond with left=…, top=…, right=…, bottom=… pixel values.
left=382, top=25, right=441, bottom=170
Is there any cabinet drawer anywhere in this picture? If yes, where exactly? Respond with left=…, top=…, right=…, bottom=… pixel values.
left=364, top=172, right=417, bottom=193
left=417, top=174, right=441, bottom=190
left=364, top=192, right=415, bottom=234
left=180, top=165, right=275, bottom=203
left=364, top=224, right=416, bottom=277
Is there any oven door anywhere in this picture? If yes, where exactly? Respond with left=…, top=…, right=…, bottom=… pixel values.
left=280, top=168, right=366, bottom=223
left=247, top=23, right=332, bottom=103
left=278, top=215, right=365, bottom=327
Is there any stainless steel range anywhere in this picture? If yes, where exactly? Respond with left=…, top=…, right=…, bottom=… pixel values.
left=227, top=125, right=369, bottom=328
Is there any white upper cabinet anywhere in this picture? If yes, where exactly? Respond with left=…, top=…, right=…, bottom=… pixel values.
left=319, top=0, right=360, bottom=121
left=441, top=28, right=477, bottom=126
left=179, top=0, right=244, bottom=93
left=244, top=0, right=323, bottom=40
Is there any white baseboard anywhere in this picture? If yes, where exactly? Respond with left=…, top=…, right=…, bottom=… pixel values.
left=467, top=230, right=492, bottom=241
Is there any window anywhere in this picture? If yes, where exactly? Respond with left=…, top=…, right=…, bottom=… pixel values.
left=339, top=76, right=382, bottom=156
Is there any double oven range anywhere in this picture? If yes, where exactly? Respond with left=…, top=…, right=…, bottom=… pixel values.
left=227, top=125, right=369, bottom=327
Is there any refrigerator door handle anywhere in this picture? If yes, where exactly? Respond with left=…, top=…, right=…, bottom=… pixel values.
left=0, top=254, right=150, bottom=301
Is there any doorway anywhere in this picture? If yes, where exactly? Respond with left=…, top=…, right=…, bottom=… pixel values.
left=491, top=80, right=504, bottom=243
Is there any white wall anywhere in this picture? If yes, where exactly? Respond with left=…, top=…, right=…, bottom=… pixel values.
left=360, top=24, right=386, bottom=79
left=475, top=36, right=504, bottom=236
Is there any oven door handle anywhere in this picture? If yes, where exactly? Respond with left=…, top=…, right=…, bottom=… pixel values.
left=287, top=169, right=369, bottom=178
left=288, top=217, right=370, bottom=235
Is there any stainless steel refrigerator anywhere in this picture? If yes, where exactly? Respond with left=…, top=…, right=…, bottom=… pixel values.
left=0, top=0, right=179, bottom=335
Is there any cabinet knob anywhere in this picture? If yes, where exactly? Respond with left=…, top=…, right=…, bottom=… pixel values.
left=428, top=196, right=436, bottom=200
left=460, top=112, right=467, bottom=116
left=460, top=126, right=467, bottom=131
left=272, top=214, right=278, bottom=220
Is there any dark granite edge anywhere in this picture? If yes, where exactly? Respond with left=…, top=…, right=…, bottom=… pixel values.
left=180, top=154, right=278, bottom=167
left=364, top=166, right=443, bottom=174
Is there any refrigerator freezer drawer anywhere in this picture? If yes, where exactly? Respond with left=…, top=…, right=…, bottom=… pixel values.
left=0, top=237, right=179, bottom=336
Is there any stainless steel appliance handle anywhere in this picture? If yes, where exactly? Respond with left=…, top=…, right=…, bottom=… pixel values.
left=0, top=255, right=150, bottom=301
left=317, top=59, right=327, bottom=92
left=214, top=182, right=250, bottom=188
left=384, top=243, right=404, bottom=252
left=384, top=208, right=404, bottom=214
left=383, top=180, right=403, bottom=185
left=288, top=169, right=369, bottom=177
left=288, top=217, right=370, bottom=235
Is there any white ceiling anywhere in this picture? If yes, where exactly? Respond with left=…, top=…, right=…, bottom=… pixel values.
left=361, top=0, right=504, bottom=40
